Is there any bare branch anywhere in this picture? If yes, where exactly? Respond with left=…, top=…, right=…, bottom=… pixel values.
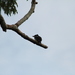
left=15, top=0, right=37, bottom=27
left=6, top=24, right=48, bottom=49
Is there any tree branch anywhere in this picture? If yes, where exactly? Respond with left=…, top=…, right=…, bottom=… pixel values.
left=0, top=15, right=7, bottom=32
left=0, top=0, right=48, bottom=49
left=6, top=24, right=48, bottom=49
left=15, top=0, right=37, bottom=27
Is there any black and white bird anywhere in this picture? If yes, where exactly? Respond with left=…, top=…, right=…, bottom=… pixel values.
left=33, top=34, right=42, bottom=43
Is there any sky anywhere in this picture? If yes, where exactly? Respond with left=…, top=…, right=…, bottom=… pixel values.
left=0, top=0, right=75, bottom=75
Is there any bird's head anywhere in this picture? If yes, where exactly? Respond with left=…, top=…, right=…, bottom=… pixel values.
left=33, top=34, right=38, bottom=37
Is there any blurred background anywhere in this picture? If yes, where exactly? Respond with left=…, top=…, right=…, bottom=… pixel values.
left=0, top=0, right=75, bottom=75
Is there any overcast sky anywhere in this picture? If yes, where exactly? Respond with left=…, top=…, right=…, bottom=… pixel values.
left=0, top=0, right=75, bottom=75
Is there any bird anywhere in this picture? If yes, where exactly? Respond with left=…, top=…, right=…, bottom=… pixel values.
left=33, top=34, right=42, bottom=43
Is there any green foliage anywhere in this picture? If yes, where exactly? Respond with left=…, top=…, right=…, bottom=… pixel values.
left=0, top=0, right=18, bottom=16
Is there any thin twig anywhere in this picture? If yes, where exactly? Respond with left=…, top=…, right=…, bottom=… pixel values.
left=15, top=0, right=37, bottom=27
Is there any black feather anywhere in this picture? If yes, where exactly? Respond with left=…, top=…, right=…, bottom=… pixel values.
left=33, top=34, right=42, bottom=43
